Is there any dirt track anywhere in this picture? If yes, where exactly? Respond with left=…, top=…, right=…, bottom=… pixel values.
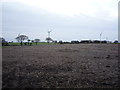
left=2, top=44, right=119, bottom=88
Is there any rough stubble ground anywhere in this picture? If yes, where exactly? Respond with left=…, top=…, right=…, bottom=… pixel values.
left=2, top=44, right=119, bottom=88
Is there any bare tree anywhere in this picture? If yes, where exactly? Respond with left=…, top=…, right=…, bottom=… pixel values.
left=34, top=39, right=40, bottom=45
left=0, top=37, right=5, bottom=43
left=0, top=37, right=8, bottom=46
left=16, top=35, right=28, bottom=46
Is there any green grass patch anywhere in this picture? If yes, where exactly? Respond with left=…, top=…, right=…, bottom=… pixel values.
left=8, top=42, right=20, bottom=46
left=32, top=42, right=58, bottom=45
left=4, top=42, right=58, bottom=46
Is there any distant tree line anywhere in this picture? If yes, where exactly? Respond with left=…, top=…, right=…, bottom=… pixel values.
left=58, top=40, right=119, bottom=44
left=0, top=36, right=119, bottom=46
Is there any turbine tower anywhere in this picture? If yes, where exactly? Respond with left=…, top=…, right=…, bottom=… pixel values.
left=106, top=37, right=108, bottom=43
left=48, top=30, right=52, bottom=38
left=46, top=29, right=53, bottom=43
left=100, top=32, right=102, bottom=43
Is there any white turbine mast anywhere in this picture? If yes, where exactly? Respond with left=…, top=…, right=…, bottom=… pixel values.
left=48, top=29, right=52, bottom=38
left=100, top=32, right=102, bottom=42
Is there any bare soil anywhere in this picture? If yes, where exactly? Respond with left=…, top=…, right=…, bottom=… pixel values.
left=2, top=44, right=119, bottom=88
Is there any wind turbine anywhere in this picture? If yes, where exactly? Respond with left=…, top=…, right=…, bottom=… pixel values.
left=106, top=37, right=108, bottom=43
left=100, top=32, right=102, bottom=43
left=48, top=30, right=52, bottom=38
left=46, top=29, right=53, bottom=43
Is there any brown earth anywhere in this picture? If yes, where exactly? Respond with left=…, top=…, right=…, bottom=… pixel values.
left=2, top=44, right=119, bottom=88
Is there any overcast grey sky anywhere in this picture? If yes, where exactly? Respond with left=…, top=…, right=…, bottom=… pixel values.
left=1, top=0, right=119, bottom=42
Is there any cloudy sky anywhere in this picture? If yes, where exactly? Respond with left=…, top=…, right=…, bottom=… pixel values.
left=1, top=0, right=119, bottom=42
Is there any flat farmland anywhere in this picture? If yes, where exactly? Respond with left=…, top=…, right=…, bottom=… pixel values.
left=2, top=44, right=119, bottom=88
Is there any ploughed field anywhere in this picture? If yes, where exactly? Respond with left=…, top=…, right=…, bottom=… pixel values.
left=2, top=44, right=119, bottom=88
